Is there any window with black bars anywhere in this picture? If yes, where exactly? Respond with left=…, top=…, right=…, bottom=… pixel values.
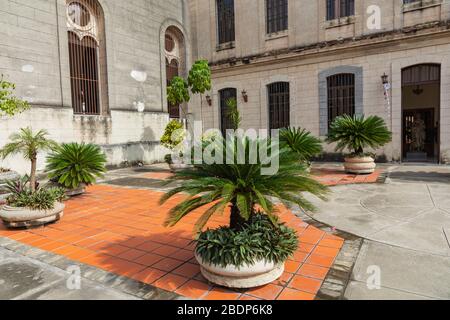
left=268, top=82, right=290, bottom=130
left=166, top=58, right=180, bottom=119
left=68, top=33, right=100, bottom=115
left=219, top=88, right=237, bottom=136
left=217, top=0, right=235, bottom=45
left=327, top=73, right=355, bottom=128
left=326, top=0, right=354, bottom=20
left=266, top=0, right=288, bottom=34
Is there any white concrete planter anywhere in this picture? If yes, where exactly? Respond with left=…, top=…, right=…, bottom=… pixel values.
left=169, top=163, right=192, bottom=172
left=0, top=202, right=65, bottom=228
left=65, top=183, right=86, bottom=197
left=344, top=156, right=376, bottom=174
left=195, top=253, right=285, bottom=289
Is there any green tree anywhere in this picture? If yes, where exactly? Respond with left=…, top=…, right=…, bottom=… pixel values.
left=0, top=75, right=30, bottom=117
left=1, top=128, right=58, bottom=192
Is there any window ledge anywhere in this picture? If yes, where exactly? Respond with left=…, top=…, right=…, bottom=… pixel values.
left=324, top=16, right=355, bottom=29
left=73, top=113, right=111, bottom=119
left=266, top=31, right=288, bottom=41
left=403, top=0, right=442, bottom=13
left=216, top=41, right=235, bottom=52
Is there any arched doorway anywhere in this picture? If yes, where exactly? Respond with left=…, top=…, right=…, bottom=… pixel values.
left=401, top=64, right=440, bottom=162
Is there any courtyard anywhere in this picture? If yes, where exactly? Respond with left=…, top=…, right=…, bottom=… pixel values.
left=2, top=163, right=448, bottom=300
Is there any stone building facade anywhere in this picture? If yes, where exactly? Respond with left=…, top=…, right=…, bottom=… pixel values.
left=188, top=0, right=450, bottom=163
left=0, top=0, right=192, bottom=173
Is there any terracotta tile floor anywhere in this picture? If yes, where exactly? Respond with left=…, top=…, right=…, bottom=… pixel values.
left=0, top=184, right=344, bottom=300
left=312, top=169, right=381, bottom=186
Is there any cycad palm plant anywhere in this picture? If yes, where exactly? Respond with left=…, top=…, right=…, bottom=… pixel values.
left=326, top=115, right=392, bottom=156
left=160, top=137, right=328, bottom=232
left=280, top=127, right=322, bottom=162
left=1, top=128, right=58, bottom=191
left=46, top=143, right=107, bottom=189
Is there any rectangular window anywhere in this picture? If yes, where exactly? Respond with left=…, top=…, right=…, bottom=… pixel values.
left=217, top=0, right=235, bottom=45
left=266, top=0, right=288, bottom=34
left=268, top=82, right=290, bottom=130
left=327, top=73, right=355, bottom=127
left=326, top=0, right=354, bottom=20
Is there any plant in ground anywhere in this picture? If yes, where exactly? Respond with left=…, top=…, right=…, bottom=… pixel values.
left=326, top=114, right=392, bottom=157
left=46, top=143, right=107, bottom=189
left=1, top=128, right=58, bottom=192
left=4, top=176, right=65, bottom=210
left=225, top=97, right=241, bottom=130
left=280, top=127, right=322, bottom=162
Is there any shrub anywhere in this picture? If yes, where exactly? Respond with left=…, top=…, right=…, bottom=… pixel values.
left=46, top=143, right=107, bottom=189
left=160, top=136, right=328, bottom=232
left=196, top=214, right=298, bottom=267
left=161, top=120, right=185, bottom=151
left=326, top=115, right=392, bottom=157
left=5, top=176, right=65, bottom=210
left=0, top=75, right=30, bottom=117
left=280, top=127, right=322, bottom=162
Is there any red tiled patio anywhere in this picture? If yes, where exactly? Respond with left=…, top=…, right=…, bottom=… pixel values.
left=0, top=167, right=382, bottom=300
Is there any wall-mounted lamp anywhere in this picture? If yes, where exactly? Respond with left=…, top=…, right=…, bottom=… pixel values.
left=381, top=73, right=389, bottom=85
left=205, top=95, right=212, bottom=106
left=241, top=90, right=248, bottom=103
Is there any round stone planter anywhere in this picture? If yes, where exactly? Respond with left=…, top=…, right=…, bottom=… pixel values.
left=0, top=202, right=65, bottom=228
left=195, top=253, right=285, bottom=289
left=344, top=156, right=376, bottom=174
left=65, top=183, right=86, bottom=197
left=169, top=163, right=193, bottom=172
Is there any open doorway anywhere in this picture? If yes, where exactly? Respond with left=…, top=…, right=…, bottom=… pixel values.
left=401, top=64, right=440, bottom=163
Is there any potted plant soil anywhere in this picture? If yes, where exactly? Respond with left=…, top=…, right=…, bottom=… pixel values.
left=46, top=143, right=107, bottom=197
left=0, top=128, right=66, bottom=228
left=326, top=115, right=392, bottom=174
left=160, top=137, right=328, bottom=288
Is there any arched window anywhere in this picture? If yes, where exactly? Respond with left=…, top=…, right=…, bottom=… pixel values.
left=67, top=0, right=107, bottom=115
left=268, top=82, right=290, bottom=130
left=164, top=28, right=185, bottom=119
left=327, top=73, right=355, bottom=127
left=219, top=88, right=237, bottom=136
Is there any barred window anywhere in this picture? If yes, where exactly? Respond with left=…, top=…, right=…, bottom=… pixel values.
left=219, top=88, right=237, bottom=136
left=266, top=0, right=288, bottom=34
left=217, top=0, right=235, bottom=45
left=326, top=0, right=354, bottom=20
left=268, top=82, right=290, bottom=130
left=67, top=0, right=107, bottom=115
left=327, top=73, right=355, bottom=127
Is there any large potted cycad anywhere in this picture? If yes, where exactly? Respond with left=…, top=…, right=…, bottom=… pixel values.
left=326, top=115, right=392, bottom=174
left=0, top=128, right=65, bottom=228
left=46, top=143, right=107, bottom=196
left=160, top=137, right=328, bottom=288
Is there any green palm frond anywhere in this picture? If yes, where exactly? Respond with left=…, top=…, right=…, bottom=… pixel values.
left=46, top=143, right=107, bottom=189
left=1, top=127, right=58, bottom=160
left=326, top=115, right=392, bottom=156
left=160, top=136, right=329, bottom=231
left=280, top=127, right=322, bottom=162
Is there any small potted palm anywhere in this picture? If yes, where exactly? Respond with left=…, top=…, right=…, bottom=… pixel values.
left=280, top=127, right=322, bottom=170
left=0, top=128, right=66, bottom=228
left=46, top=143, right=107, bottom=196
left=326, top=115, right=392, bottom=174
left=160, top=137, right=328, bottom=288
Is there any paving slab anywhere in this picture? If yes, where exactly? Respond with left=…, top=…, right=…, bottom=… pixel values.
left=345, top=241, right=450, bottom=300
left=0, top=247, right=140, bottom=300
